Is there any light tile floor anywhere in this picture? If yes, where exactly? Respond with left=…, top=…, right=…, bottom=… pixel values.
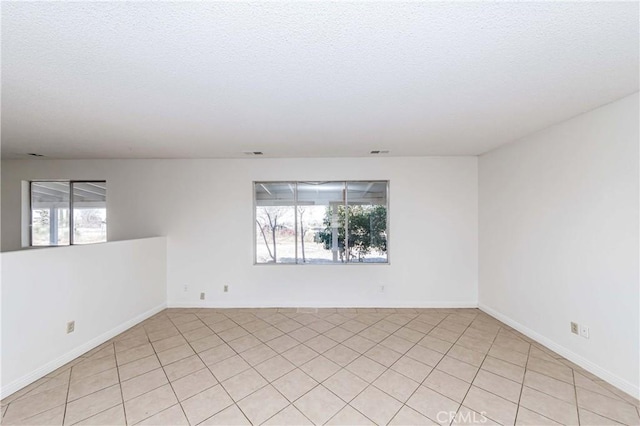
left=2, top=308, right=639, bottom=425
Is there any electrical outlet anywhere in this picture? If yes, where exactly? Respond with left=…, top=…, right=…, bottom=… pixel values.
left=379, top=285, right=385, bottom=293
left=183, top=285, right=188, bottom=292
left=580, top=325, right=589, bottom=339
left=571, top=322, right=578, bottom=334
left=67, top=321, right=75, bottom=334
left=200, top=292, right=205, bottom=300
left=224, top=285, right=229, bottom=293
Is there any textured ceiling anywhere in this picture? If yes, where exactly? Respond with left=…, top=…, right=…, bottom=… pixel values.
left=1, top=2, right=638, bottom=159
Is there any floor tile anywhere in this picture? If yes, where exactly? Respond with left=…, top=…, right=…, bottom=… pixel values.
left=524, top=370, right=575, bottom=404
left=300, top=355, right=341, bottom=382
left=263, top=404, right=313, bottom=425
left=124, top=383, right=177, bottom=424
left=221, top=368, right=268, bottom=401
left=68, top=368, right=120, bottom=402
left=406, top=385, right=460, bottom=426
left=389, top=405, right=437, bottom=425
left=577, top=407, right=621, bottom=425
left=406, top=345, right=445, bottom=366
left=119, top=355, right=161, bottom=382
left=473, top=369, right=521, bottom=403
left=208, top=355, right=250, bottom=382
left=452, top=405, right=499, bottom=425
left=418, top=335, right=454, bottom=354
left=372, top=369, right=420, bottom=403
left=240, top=343, right=278, bottom=366
left=327, top=405, right=375, bottom=425
left=199, top=404, right=251, bottom=425
left=526, top=357, right=574, bottom=384
left=346, top=356, right=387, bottom=383
left=136, top=404, right=189, bottom=425
left=255, top=355, right=295, bottom=382
left=63, top=384, right=122, bottom=425
left=366, top=345, right=402, bottom=368
left=576, top=387, right=640, bottom=425
left=481, top=356, right=525, bottom=383
left=116, top=344, right=155, bottom=366
left=294, top=385, right=346, bottom=425
left=4, top=404, right=65, bottom=426
left=156, top=344, right=195, bottom=366
left=199, top=344, right=236, bottom=366
left=390, top=355, right=433, bottom=382
left=121, top=368, right=168, bottom=402
left=190, top=335, right=224, bottom=353
left=515, top=406, right=561, bottom=425
left=282, top=345, right=318, bottom=366
left=272, top=368, right=318, bottom=402
left=323, top=344, right=360, bottom=367
left=519, top=386, right=579, bottom=425
left=162, top=355, right=205, bottom=382
left=448, top=345, right=486, bottom=367
left=181, top=384, right=234, bottom=425
left=75, top=404, right=126, bottom=425
left=436, top=356, right=479, bottom=383
left=237, top=385, right=289, bottom=425
left=324, top=327, right=355, bottom=343
left=227, top=334, right=261, bottom=353
left=380, top=334, right=414, bottom=353
left=462, top=385, right=518, bottom=425
left=71, top=356, right=117, bottom=382
left=424, top=369, right=471, bottom=403
left=324, top=369, right=368, bottom=402
left=351, top=385, right=403, bottom=425
left=305, top=335, right=339, bottom=354
left=171, top=368, right=217, bottom=401
left=343, top=335, right=376, bottom=354
left=488, top=344, right=528, bottom=367
left=266, top=335, right=300, bottom=353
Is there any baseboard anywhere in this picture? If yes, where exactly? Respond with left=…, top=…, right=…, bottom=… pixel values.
left=167, top=301, right=479, bottom=309
left=479, top=303, right=639, bottom=400
left=0, top=303, right=166, bottom=399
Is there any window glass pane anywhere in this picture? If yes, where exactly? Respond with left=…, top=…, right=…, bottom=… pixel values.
left=255, top=182, right=296, bottom=263
left=72, top=182, right=107, bottom=244
left=31, top=182, right=70, bottom=246
left=298, top=181, right=346, bottom=263
left=346, top=181, right=388, bottom=263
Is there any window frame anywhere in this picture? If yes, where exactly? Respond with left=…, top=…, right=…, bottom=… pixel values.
left=253, top=180, right=390, bottom=265
left=29, top=180, right=107, bottom=247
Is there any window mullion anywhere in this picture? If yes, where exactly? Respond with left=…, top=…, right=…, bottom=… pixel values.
left=69, top=181, right=74, bottom=245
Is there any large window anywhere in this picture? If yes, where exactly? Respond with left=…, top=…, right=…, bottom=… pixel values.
left=254, top=181, right=388, bottom=264
left=30, top=181, right=107, bottom=246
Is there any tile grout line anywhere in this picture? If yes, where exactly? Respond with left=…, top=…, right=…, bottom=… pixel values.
left=511, top=340, right=532, bottom=425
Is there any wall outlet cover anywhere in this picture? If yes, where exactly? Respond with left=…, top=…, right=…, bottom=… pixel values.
left=570, top=322, right=578, bottom=334
left=67, top=321, right=75, bottom=334
left=580, top=325, right=589, bottom=339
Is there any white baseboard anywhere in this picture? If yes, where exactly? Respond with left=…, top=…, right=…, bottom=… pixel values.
left=1, top=303, right=166, bottom=399
left=167, top=301, right=479, bottom=309
left=479, top=303, right=639, bottom=400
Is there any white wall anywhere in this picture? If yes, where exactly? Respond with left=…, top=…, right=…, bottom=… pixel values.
left=1, top=157, right=479, bottom=308
left=479, top=92, right=640, bottom=398
left=0, top=237, right=167, bottom=397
